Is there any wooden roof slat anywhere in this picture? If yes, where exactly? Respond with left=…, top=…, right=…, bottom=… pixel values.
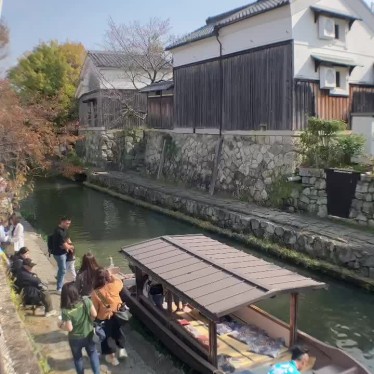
left=124, top=239, right=166, bottom=253
left=187, top=277, right=244, bottom=299
left=243, top=269, right=293, bottom=280
left=178, top=272, right=232, bottom=293
left=125, top=241, right=173, bottom=256
left=198, top=283, right=255, bottom=306
left=136, top=248, right=185, bottom=262
left=149, top=255, right=200, bottom=270
left=210, top=289, right=266, bottom=316
left=262, top=274, right=307, bottom=286
left=171, top=267, right=221, bottom=286
left=157, top=261, right=208, bottom=279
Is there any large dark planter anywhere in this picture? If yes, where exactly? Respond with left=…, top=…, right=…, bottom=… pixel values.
left=325, top=169, right=360, bottom=218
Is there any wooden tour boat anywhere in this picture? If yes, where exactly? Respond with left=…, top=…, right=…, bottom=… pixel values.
left=119, top=234, right=370, bottom=374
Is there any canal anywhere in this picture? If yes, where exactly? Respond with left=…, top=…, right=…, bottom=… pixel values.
left=21, top=178, right=374, bottom=373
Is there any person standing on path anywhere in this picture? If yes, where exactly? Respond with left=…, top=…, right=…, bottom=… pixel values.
left=66, top=237, right=77, bottom=281
left=10, top=215, right=24, bottom=253
left=76, top=252, right=100, bottom=297
left=51, top=217, right=74, bottom=292
left=58, top=281, right=100, bottom=374
left=91, top=268, right=127, bottom=366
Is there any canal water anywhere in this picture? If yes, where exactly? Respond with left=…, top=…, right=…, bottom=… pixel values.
left=21, top=178, right=374, bottom=373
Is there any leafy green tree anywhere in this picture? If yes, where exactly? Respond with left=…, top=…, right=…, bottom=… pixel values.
left=8, top=41, right=85, bottom=125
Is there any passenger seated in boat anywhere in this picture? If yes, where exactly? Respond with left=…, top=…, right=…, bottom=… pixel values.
left=173, top=294, right=187, bottom=312
left=268, top=346, right=309, bottom=374
left=142, top=275, right=164, bottom=309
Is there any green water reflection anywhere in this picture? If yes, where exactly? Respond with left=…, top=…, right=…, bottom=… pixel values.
left=22, top=178, right=374, bottom=372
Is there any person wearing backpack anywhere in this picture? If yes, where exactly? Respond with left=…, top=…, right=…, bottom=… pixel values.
left=58, top=281, right=100, bottom=374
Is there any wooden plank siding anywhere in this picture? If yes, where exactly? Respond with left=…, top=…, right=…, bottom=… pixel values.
left=147, top=95, right=174, bottom=129
left=173, top=41, right=293, bottom=131
left=79, top=89, right=147, bottom=129
left=222, top=42, right=293, bottom=131
left=174, top=60, right=221, bottom=129
left=293, top=81, right=374, bottom=130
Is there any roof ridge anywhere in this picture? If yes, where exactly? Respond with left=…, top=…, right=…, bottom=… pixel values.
left=205, top=1, right=256, bottom=25
left=166, top=0, right=290, bottom=50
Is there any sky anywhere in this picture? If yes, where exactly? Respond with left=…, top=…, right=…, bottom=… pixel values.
left=0, top=0, right=247, bottom=70
left=1, top=0, right=373, bottom=71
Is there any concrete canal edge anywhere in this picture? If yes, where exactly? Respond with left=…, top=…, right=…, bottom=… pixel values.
left=83, top=180, right=374, bottom=292
left=0, top=262, right=42, bottom=374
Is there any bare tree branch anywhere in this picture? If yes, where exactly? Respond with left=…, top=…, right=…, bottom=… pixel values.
left=104, top=17, right=173, bottom=89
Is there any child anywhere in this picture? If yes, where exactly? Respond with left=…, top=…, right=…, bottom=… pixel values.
left=66, top=238, right=76, bottom=281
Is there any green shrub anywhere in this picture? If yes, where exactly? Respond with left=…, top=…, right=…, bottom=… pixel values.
left=268, top=176, right=302, bottom=209
left=337, top=135, right=365, bottom=165
left=300, top=117, right=364, bottom=168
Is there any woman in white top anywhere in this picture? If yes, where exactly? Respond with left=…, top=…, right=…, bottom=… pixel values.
left=0, top=217, right=9, bottom=243
left=10, top=216, right=24, bottom=252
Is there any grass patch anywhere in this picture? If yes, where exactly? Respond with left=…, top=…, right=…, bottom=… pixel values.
left=84, top=181, right=374, bottom=292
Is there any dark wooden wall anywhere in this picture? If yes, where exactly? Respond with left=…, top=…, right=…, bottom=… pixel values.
left=174, top=60, right=221, bottom=129
left=293, top=81, right=374, bottom=130
left=174, top=41, right=293, bottom=131
left=79, top=89, right=147, bottom=129
left=147, top=94, right=174, bottom=129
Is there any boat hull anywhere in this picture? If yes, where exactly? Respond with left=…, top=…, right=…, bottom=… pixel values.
left=123, top=289, right=370, bottom=374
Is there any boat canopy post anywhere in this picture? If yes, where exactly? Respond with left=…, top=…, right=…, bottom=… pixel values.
left=208, top=320, right=218, bottom=367
left=135, top=266, right=143, bottom=300
left=289, top=292, right=299, bottom=347
left=167, top=290, right=173, bottom=315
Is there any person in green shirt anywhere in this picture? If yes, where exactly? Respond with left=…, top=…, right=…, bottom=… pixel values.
left=58, top=281, right=100, bottom=374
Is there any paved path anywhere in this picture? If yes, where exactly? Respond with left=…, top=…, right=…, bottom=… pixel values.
left=94, top=170, right=374, bottom=254
left=23, top=221, right=183, bottom=374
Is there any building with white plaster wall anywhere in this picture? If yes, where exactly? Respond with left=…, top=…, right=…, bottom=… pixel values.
left=167, top=0, right=374, bottom=132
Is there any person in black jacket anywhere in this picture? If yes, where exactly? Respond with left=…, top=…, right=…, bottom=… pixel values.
left=50, top=217, right=74, bottom=292
left=15, top=258, right=57, bottom=317
left=10, top=246, right=30, bottom=276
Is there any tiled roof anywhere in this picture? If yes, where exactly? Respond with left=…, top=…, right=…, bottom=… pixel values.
left=166, top=0, right=290, bottom=50
left=87, top=51, right=133, bottom=68
left=139, top=80, right=174, bottom=93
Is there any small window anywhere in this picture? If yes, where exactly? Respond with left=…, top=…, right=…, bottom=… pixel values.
left=335, top=71, right=341, bottom=88
left=334, top=24, right=340, bottom=39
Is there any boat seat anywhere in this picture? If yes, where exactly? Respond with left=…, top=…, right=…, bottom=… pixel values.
left=313, top=365, right=358, bottom=374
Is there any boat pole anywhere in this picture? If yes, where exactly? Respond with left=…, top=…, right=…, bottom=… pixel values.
left=209, top=320, right=218, bottom=367
left=289, top=293, right=299, bottom=347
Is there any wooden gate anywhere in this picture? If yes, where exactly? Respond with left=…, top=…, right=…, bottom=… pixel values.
left=326, top=169, right=360, bottom=218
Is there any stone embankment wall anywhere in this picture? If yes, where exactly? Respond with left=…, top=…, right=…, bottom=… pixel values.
left=350, top=176, right=374, bottom=226
left=144, top=131, right=300, bottom=201
left=291, top=168, right=328, bottom=218
left=77, top=128, right=145, bottom=170
left=88, top=172, right=374, bottom=280
left=292, top=168, right=374, bottom=226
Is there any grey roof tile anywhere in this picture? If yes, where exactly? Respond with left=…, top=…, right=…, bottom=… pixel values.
left=87, top=51, right=133, bottom=68
left=166, top=0, right=290, bottom=50
left=140, top=80, right=174, bottom=93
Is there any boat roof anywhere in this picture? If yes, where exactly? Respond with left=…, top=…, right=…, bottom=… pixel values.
left=121, top=235, right=326, bottom=321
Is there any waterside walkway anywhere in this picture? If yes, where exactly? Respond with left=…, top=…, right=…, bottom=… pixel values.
left=88, top=170, right=374, bottom=287
left=21, top=221, right=183, bottom=374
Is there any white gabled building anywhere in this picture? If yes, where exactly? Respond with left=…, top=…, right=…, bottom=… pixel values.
left=167, top=0, right=374, bottom=132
